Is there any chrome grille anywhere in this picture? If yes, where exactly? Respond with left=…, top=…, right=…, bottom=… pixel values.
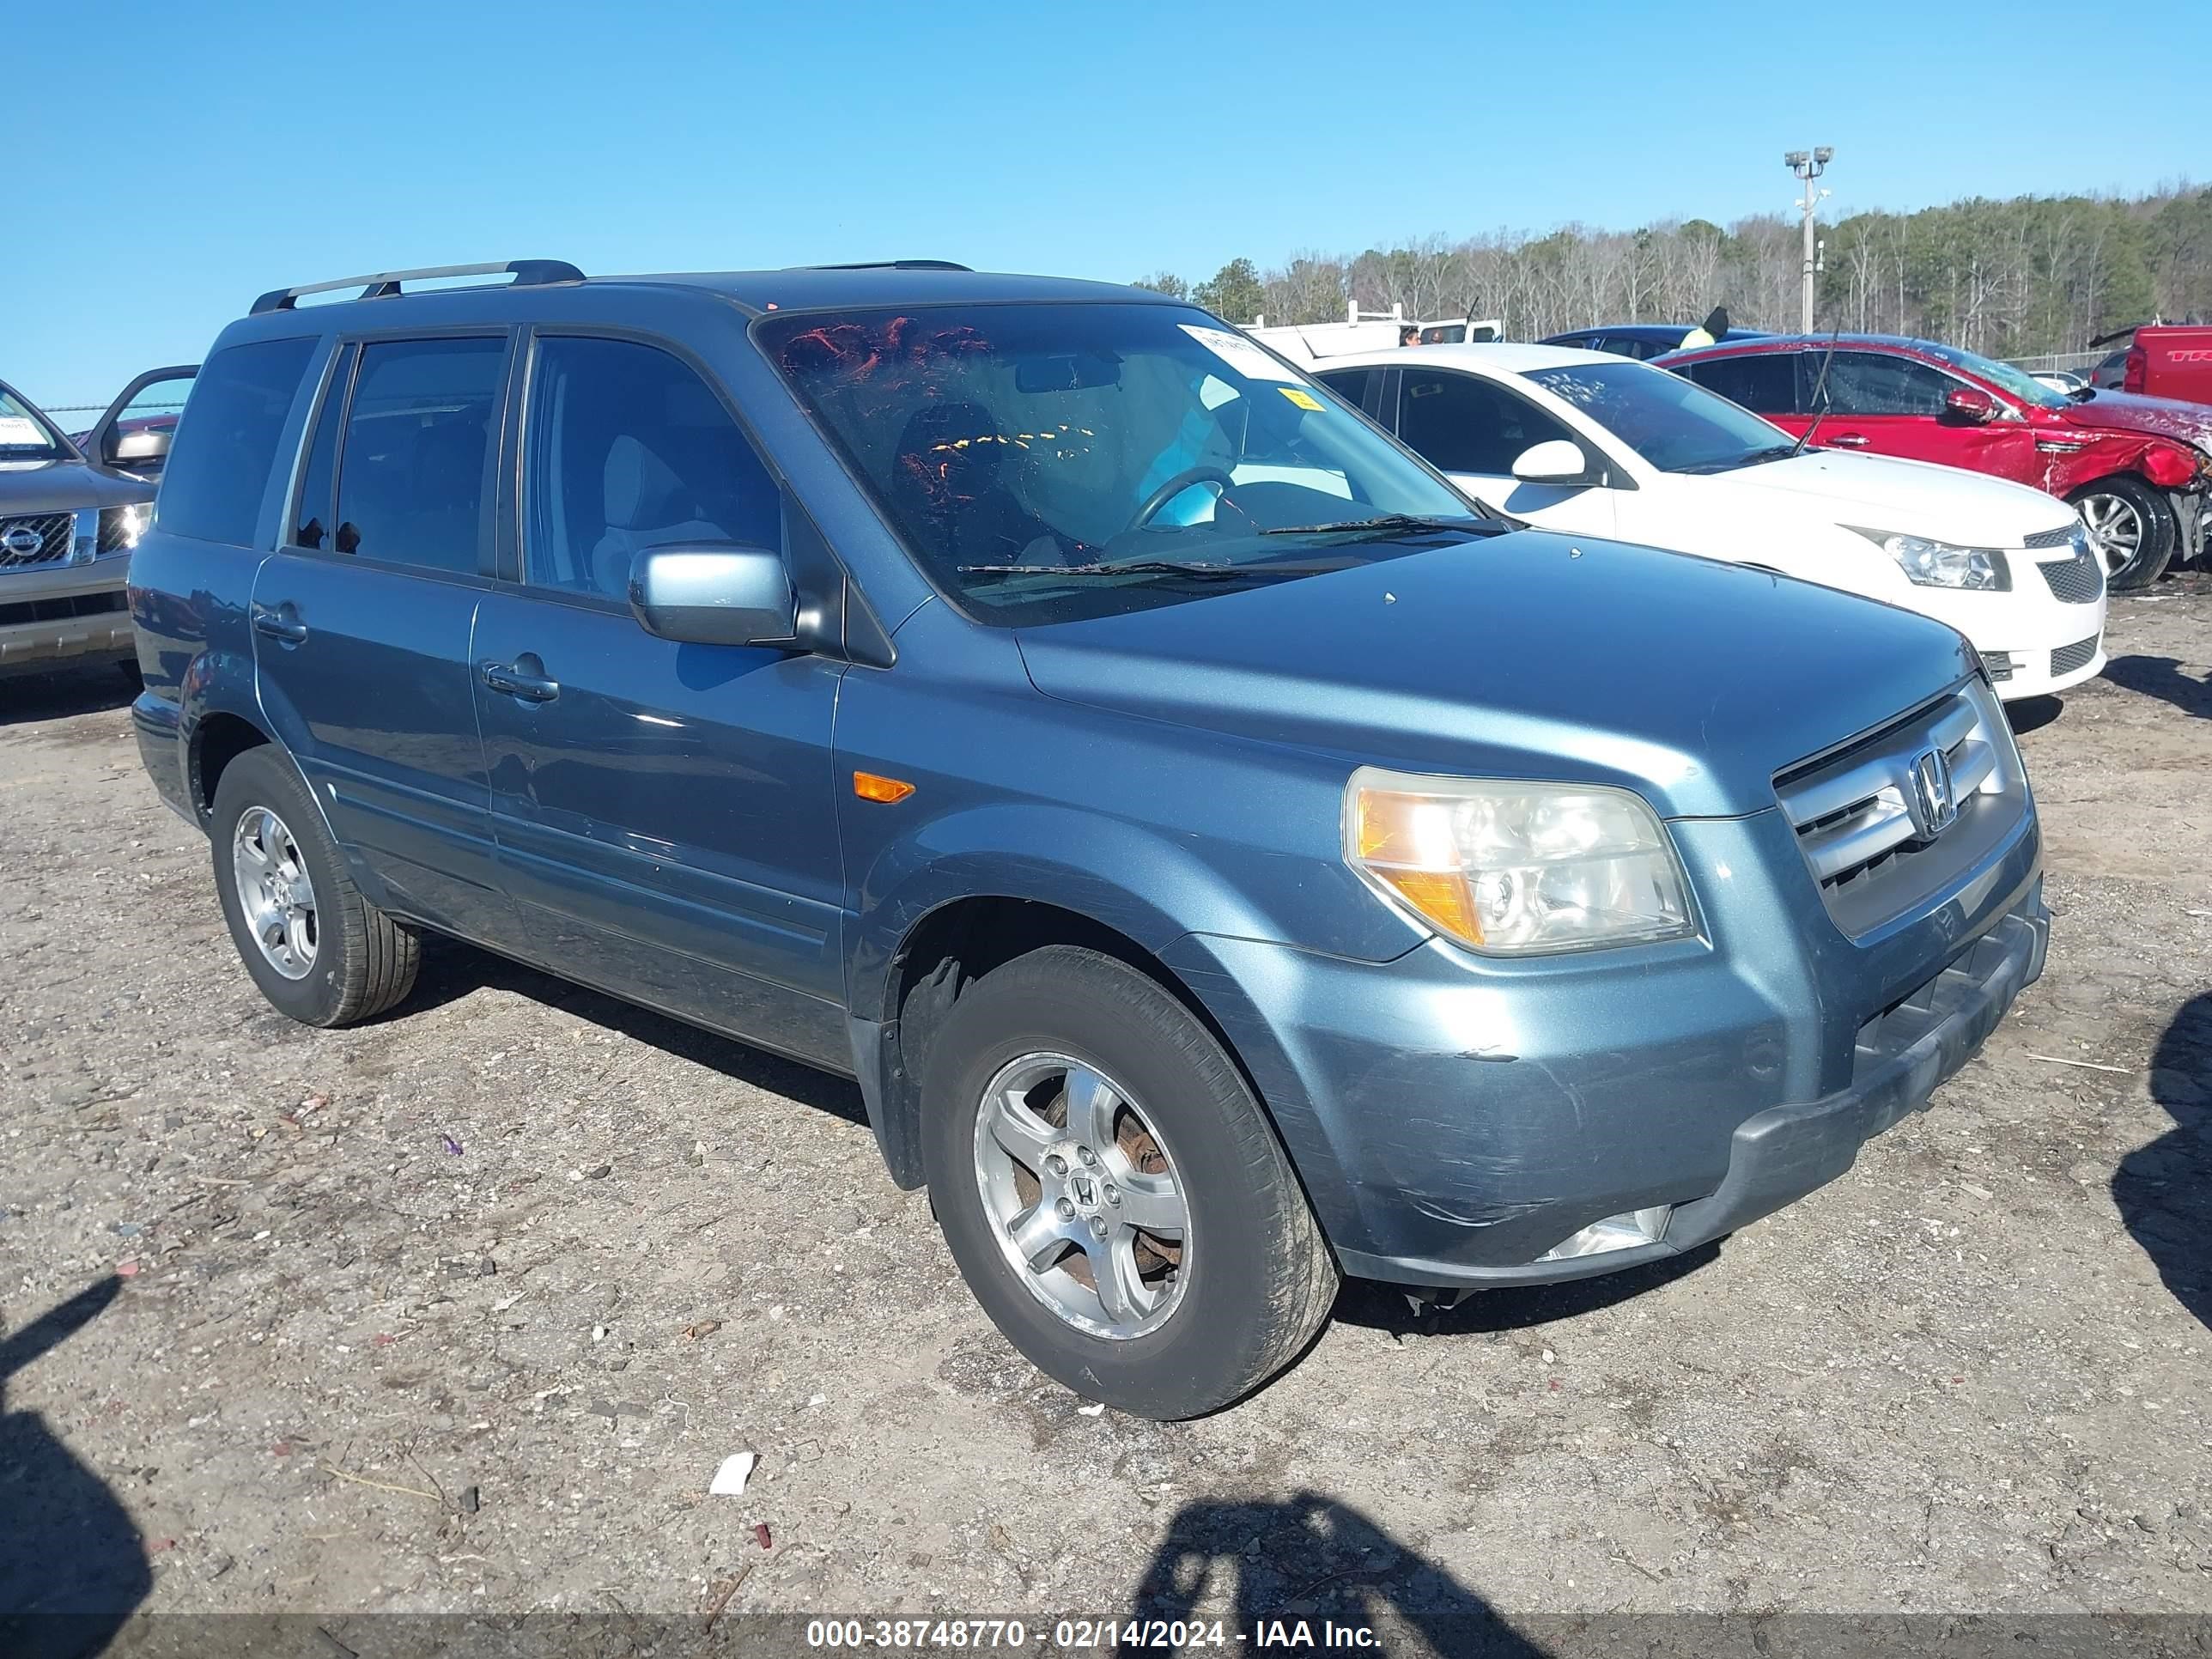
left=2051, top=636, right=2100, bottom=677
left=2021, top=523, right=2079, bottom=550
left=0, top=511, right=74, bottom=568
left=2034, top=544, right=2103, bottom=604
left=1774, top=679, right=2028, bottom=938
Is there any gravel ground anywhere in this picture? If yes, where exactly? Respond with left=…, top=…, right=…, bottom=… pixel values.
left=3, top=584, right=2209, bottom=1653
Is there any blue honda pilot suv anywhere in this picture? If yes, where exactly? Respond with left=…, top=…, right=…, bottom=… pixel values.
left=130, top=259, right=2049, bottom=1418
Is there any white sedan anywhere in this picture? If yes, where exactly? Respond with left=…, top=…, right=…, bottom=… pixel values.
left=1310, top=343, right=2107, bottom=700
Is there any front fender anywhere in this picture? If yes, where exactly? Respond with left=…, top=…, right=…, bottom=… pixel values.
left=848, top=802, right=1350, bottom=1020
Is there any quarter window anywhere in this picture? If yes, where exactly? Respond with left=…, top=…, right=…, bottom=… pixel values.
left=333, top=337, right=507, bottom=574
left=156, top=337, right=316, bottom=548
left=1395, top=371, right=1575, bottom=475
left=523, top=337, right=781, bottom=599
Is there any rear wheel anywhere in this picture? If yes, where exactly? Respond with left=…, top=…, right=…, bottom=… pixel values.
left=921, top=945, right=1338, bottom=1419
left=210, top=746, right=419, bottom=1026
left=2071, top=474, right=2177, bottom=591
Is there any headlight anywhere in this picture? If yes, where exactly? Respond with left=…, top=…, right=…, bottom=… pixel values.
left=101, top=501, right=153, bottom=552
left=1344, top=769, right=1696, bottom=954
left=1847, top=526, right=2008, bottom=591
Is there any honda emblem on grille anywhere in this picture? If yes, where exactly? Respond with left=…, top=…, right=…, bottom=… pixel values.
left=1, top=526, right=42, bottom=556
left=1908, top=747, right=1959, bottom=838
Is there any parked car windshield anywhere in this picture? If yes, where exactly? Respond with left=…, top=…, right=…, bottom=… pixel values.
left=761, top=302, right=1487, bottom=624
left=1914, top=341, right=2070, bottom=410
left=1525, top=359, right=1796, bottom=474
left=0, top=383, right=70, bottom=461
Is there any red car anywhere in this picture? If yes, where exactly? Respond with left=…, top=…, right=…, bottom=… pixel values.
left=1658, top=334, right=2211, bottom=589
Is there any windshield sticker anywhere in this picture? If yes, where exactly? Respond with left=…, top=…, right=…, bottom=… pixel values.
left=1278, top=386, right=1325, bottom=412
left=0, top=416, right=46, bottom=447
left=1180, top=325, right=1304, bottom=384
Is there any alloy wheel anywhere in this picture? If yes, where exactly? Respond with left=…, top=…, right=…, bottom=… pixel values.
left=971, top=1052, right=1190, bottom=1340
left=2078, top=492, right=2143, bottom=578
left=231, top=805, right=319, bottom=980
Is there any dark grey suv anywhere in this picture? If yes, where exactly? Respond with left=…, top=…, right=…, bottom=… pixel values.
left=130, top=259, right=2048, bottom=1417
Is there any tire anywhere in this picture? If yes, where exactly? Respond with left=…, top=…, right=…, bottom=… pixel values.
left=2071, top=473, right=2177, bottom=592
left=209, top=745, right=420, bottom=1027
left=921, top=945, right=1338, bottom=1419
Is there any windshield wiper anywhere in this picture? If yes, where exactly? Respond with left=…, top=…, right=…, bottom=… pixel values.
left=956, top=558, right=1356, bottom=583
left=1258, top=512, right=1498, bottom=538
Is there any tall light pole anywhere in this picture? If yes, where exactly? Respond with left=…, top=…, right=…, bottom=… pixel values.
left=1785, top=147, right=1833, bottom=331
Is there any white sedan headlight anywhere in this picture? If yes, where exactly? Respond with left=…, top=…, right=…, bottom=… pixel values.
left=1848, top=526, right=2008, bottom=591
left=1344, top=769, right=1696, bottom=954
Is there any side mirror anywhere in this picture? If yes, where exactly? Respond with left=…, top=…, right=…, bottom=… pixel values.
left=1942, top=386, right=1996, bottom=424
left=106, top=423, right=173, bottom=472
left=628, top=544, right=797, bottom=647
left=1510, top=439, right=1595, bottom=484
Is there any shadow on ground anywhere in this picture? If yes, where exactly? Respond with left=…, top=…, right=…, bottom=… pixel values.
left=0, top=1276, right=149, bottom=1659
left=1125, top=1491, right=1543, bottom=1656
left=2004, top=694, right=2064, bottom=736
left=2115, top=993, right=2212, bottom=1331
left=2101, top=654, right=2212, bottom=720
left=390, top=933, right=869, bottom=1127
left=0, top=665, right=138, bottom=728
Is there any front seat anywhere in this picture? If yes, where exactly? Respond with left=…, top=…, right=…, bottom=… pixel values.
left=888, top=402, right=1059, bottom=565
left=590, top=434, right=728, bottom=600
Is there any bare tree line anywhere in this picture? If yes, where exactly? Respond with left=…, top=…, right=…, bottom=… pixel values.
left=1136, top=185, right=2212, bottom=357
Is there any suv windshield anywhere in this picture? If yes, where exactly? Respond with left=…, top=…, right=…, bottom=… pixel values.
left=0, top=384, right=69, bottom=461
left=1914, top=341, right=2069, bottom=410
left=761, top=302, right=1486, bottom=624
left=1525, top=359, right=1796, bottom=474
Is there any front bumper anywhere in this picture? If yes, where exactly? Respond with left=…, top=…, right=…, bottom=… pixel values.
left=0, top=552, right=134, bottom=676
left=1164, top=802, right=2045, bottom=1290
left=1907, top=555, right=2106, bottom=702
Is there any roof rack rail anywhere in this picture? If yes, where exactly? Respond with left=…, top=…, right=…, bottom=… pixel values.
left=250, top=259, right=586, bottom=316
left=798, top=259, right=973, bottom=272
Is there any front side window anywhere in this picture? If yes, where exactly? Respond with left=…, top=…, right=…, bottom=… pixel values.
left=1680, top=352, right=1797, bottom=415
left=1916, top=341, right=2060, bottom=410
left=157, top=338, right=317, bottom=547
left=1397, top=370, right=1575, bottom=474
left=760, top=302, right=1480, bottom=625
left=1820, top=351, right=1952, bottom=417
left=524, top=337, right=781, bottom=599
left=0, top=384, right=70, bottom=459
left=1527, top=361, right=1796, bottom=474
left=333, top=337, right=506, bottom=574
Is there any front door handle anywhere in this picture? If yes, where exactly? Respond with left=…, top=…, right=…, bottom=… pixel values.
left=1823, top=433, right=1870, bottom=447
left=481, top=658, right=560, bottom=703
left=252, top=603, right=308, bottom=644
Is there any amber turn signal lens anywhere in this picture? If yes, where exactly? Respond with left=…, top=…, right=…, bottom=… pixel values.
left=853, top=771, right=915, bottom=804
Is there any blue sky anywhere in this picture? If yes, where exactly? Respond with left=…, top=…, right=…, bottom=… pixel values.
left=9, top=0, right=2208, bottom=410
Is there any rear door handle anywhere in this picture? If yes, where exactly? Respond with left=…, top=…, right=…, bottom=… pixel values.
left=481, top=659, right=560, bottom=703
left=1824, top=433, right=1870, bottom=447
left=252, top=603, right=308, bottom=644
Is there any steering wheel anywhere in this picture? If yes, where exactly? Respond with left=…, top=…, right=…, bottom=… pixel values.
left=1133, top=465, right=1235, bottom=529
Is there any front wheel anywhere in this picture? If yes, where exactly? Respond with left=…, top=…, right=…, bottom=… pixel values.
left=921, top=945, right=1338, bottom=1419
left=2071, top=474, right=2177, bottom=592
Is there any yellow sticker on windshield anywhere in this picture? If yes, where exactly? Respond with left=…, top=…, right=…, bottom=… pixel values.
left=1279, top=386, right=1325, bottom=411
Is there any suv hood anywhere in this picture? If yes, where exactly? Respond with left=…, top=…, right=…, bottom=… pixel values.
left=1717, top=448, right=2075, bottom=544
left=0, top=457, right=154, bottom=514
left=1014, top=529, right=1975, bottom=819
left=2057, top=390, right=2212, bottom=458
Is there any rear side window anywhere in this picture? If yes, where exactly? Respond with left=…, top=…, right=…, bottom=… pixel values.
left=1314, top=368, right=1379, bottom=420
left=1821, top=351, right=1951, bottom=416
left=1395, top=371, right=1574, bottom=474
left=522, top=337, right=780, bottom=599
left=1682, top=352, right=1796, bottom=414
left=333, top=337, right=507, bottom=574
left=157, top=337, right=315, bottom=547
